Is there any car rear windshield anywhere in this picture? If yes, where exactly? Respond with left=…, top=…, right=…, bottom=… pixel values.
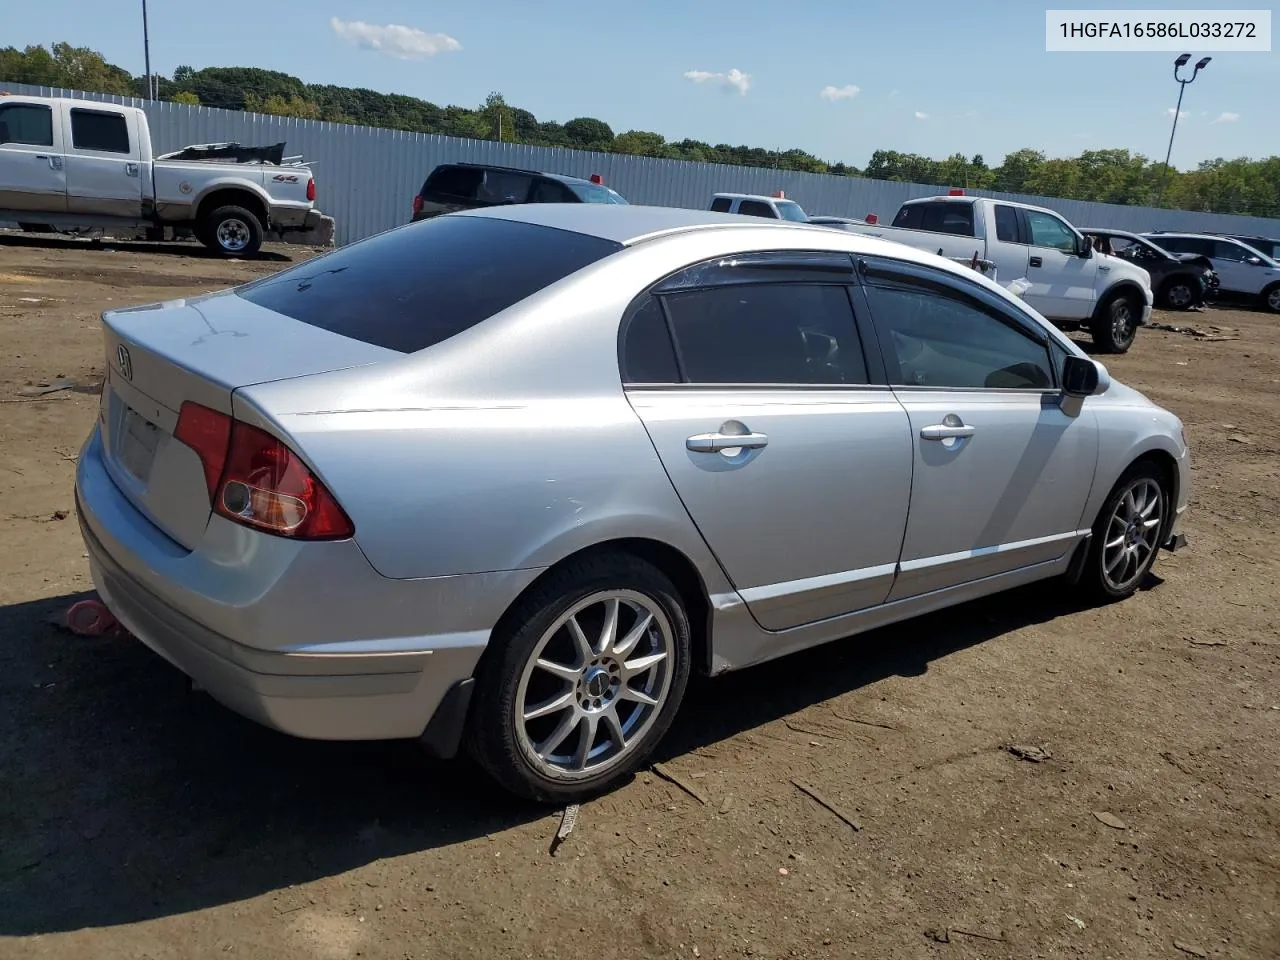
left=775, top=200, right=809, bottom=222
left=235, top=216, right=623, bottom=353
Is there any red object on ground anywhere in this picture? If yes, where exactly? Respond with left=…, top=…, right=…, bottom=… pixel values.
left=66, top=599, right=119, bottom=637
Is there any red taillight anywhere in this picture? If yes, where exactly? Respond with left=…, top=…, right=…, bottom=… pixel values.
left=306, top=177, right=316, bottom=202
left=174, top=402, right=353, bottom=540
left=773, top=190, right=785, bottom=198
left=948, top=188, right=965, bottom=196
left=589, top=173, right=604, bottom=184
left=865, top=213, right=878, bottom=224
left=175, top=401, right=231, bottom=499
left=412, top=194, right=423, bottom=215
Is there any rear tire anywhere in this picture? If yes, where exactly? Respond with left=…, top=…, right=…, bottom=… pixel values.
left=1079, top=461, right=1169, bottom=603
left=467, top=553, right=692, bottom=803
left=1261, top=283, right=1280, bottom=315
left=1090, top=292, right=1140, bottom=354
left=198, top=205, right=263, bottom=257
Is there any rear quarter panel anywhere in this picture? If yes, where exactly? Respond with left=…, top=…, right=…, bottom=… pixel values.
left=152, top=163, right=268, bottom=218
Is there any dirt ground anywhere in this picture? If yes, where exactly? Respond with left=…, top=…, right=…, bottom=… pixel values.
left=0, top=233, right=1276, bottom=960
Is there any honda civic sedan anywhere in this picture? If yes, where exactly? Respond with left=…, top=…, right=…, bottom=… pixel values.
left=75, top=204, right=1191, bottom=802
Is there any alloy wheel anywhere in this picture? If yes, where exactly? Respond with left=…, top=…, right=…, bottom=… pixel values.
left=1101, top=477, right=1164, bottom=592
left=514, top=590, right=674, bottom=780
left=216, top=218, right=250, bottom=252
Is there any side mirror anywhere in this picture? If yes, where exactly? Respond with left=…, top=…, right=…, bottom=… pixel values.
left=1062, top=354, right=1102, bottom=397
left=1075, top=236, right=1093, bottom=259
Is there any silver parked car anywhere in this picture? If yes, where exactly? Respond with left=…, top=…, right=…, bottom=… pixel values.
left=75, top=205, right=1191, bottom=802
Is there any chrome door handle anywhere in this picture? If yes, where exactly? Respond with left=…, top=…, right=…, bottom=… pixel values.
left=920, top=424, right=975, bottom=440
left=686, top=432, right=769, bottom=453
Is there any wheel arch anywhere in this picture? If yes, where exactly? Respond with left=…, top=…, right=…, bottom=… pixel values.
left=486, top=538, right=715, bottom=678
left=193, top=185, right=269, bottom=229
left=1093, top=280, right=1148, bottom=321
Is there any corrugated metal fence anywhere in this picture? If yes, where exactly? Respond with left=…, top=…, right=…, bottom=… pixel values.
left=5, top=80, right=1280, bottom=246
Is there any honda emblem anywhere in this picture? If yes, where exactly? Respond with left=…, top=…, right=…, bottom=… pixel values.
left=116, top=344, right=132, bottom=380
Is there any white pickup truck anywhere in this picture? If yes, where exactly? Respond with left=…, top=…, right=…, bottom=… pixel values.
left=846, top=194, right=1154, bottom=353
left=0, top=93, right=323, bottom=256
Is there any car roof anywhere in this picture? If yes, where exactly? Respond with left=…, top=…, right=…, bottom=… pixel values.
left=1081, top=227, right=1141, bottom=238
left=712, top=193, right=794, bottom=202
left=429, top=162, right=596, bottom=185
left=455, top=203, right=811, bottom=244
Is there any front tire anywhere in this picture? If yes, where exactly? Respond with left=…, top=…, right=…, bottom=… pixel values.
left=1090, top=292, right=1140, bottom=354
left=1160, top=277, right=1197, bottom=311
left=468, top=554, right=692, bottom=803
left=199, top=205, right=263, bottom=257
left=1080, top=462, right=1169, bottom=602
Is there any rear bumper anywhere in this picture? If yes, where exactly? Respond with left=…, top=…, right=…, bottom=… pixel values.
left=82, top=513, right=463, bottom=740
left=74, top=424, right=541, bottom=743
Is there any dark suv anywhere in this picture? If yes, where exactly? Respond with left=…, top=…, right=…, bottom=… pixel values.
left=411, top=163, right=628, bottom=222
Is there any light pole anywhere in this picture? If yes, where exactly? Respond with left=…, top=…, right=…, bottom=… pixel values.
left=1158, top=53, right=1211, bottom=205
left=142, top=0, right=155, bottom=99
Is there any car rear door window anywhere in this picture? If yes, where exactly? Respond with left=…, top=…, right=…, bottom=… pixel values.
left=620, top=297, right=680, bottom=383
left=69, top=109, right=130, bottom=153
left=737, top=200, right=776, bottom=218
left=478, top=170, right=533, bottom=204
left=530, top=179, right=577, bottom=203
left=0, top=104, right=54, bottom=146
left=235, top=215, right=622, bottom=354
left=864, top=274, right=1054, bottom=390
left=660, top=283, right=867, bottom=385
left=423, top=166, right=483, bottom=201
left=993, top=205, right=1020, bottom=242
left=710, top=197, right=732, bottom=213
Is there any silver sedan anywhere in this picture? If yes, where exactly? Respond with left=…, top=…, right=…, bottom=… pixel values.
left=75, top=204, right=1191, bottom=802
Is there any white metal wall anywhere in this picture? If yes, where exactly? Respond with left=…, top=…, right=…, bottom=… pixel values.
left=5, top=81, right=1279, bottom=246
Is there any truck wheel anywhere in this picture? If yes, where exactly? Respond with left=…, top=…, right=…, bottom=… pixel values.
left=1159, top=277, right=1196, bottom=310
left=1090, top=292, right=1139, bottom=354
left=1261, top=283, right=1280, bottom=314
left=200, top=205, right=263, bottom=257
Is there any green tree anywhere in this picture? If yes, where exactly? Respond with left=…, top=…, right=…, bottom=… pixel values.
left=613, top=130, right=668, bottom=158
left=169, top=90, right=200, bottom=106
left=564, top=117, right=614, bottom=151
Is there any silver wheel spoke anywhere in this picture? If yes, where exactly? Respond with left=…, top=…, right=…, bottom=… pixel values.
left=566, top=614, right=594, bottom=664
left=538, top=712, right=580, bottom=758
left=623, top=651, right=667, bottom=678
left=612, top=611, right=653, bottom=659
left=523, top=690, right=575, bottom=721
left=620, top=685, right=659, bottom=707
left=597, top=598, right=620, bottom=655
left=1105, top=549, right=1127, bottom=574
left=572, top=715, right=599, bottom=771
left=1105, top=535, right=1125, bottom=549
left=601, top=708, right=626, bottom=750
left=535, top=657, right=580, bottom=683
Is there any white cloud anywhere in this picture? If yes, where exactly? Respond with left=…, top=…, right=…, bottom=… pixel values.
left=329, top=17, right=461, bottom=60
left=819, top=84, right=860, bottom=102
left=683, top=68, right=751, bottom=95
left=1212, top=111, right=1241, bottom=123
left=914, top=111, right=929, bottom=120
left=1166, top=107, right=1189, bottom=120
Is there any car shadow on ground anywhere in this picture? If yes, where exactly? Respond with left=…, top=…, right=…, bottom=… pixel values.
left=0, top=233, right=294, bottom=262
left=0, top=577, right=1137, bottom=935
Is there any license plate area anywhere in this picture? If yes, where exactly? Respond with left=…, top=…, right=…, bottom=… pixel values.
left=118, top=406, right=162, bottom=485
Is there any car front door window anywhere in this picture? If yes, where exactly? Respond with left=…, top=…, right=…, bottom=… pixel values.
left=862, top=283, right=1054, bottom=390
left=1025, top=212, right=1077, bottom=253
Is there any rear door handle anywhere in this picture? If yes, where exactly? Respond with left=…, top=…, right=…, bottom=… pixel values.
left=686, top=432, right=769, bottom=453
left=920, top=424, right=975, bottom=440
left=1029, top=256, right=1043, bottom=268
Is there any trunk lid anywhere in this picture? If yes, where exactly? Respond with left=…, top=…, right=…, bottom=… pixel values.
left=98, top=292, right=398, bottom=549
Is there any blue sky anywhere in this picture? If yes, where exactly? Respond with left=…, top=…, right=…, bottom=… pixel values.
left=6, top=0, right=1275, bottom=169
